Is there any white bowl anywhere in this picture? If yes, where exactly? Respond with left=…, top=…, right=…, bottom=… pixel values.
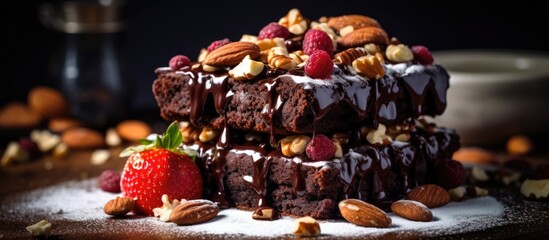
left=432, top=50, right=549, bottom=146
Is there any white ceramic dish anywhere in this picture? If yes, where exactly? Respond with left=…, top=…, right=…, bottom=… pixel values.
left=432, top=50, right=549, bottom=146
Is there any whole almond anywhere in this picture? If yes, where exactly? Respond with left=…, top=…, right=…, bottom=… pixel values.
left=391, top=200, right=433, bottom=222
left=48, top=118, right=82, bottom=133
left=28, top=86, right=68, bottom=118
left=116, top=120, right=152, bottom=142
left=407, top=184, right=451, bottom=208
left=61, top=127, right=105, bottom=149
left=328, top=14, right=381, bottom=30
left=339, top=199, right=391, bottom=228
left=169, top=199, right=219, bottom=225
left=452, top=147, right=496, bottom=165
left=0, top=102, right=41, bottom=128
left=104, top=197, right=135, bottom=216
left=338, top=27, right=389, bottom=48
left=203, top=42, right=260, bottom=67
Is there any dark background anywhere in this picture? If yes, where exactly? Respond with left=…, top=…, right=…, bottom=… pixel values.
left=2, top=0, right=548, bottom=122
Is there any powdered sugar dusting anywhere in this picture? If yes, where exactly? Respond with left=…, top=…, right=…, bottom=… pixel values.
left=1, top=179, right=506, bottom=238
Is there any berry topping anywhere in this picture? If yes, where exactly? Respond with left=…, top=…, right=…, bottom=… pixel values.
left=302, top=29, right=334, bottom=56
left=435, top=159, right=466, bottom=189
left=18, top=137, right=40, bottom=159
left=258, top=22, right=290, bottom=40
left=169, top=55, right=191, bottom=71
left=98, top=170, right=122, bottom=193
left=306, top=134, right=336, bottom=161
left=207, top=38, right=231, bottom=53
left=305, top=50, right=334, bottom=79
left=411, top=45, right=434, bottom=65
left=120, top=121, right=202, bottom=216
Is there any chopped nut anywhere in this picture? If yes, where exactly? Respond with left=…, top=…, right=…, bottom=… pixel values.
left=364, top=43, right=381, bottom=54
left=153, top=194, right=182, bottom=222
left=255, top=37, right=285, bottom=51
left=26, top=219, right=51, bottom=238
left=199, top=126, right=217, bottom=143
left=104, top=197, right=135, bottom=216
left=386, top=44, right=413, bottom=63
left=293, top=216, right=321, bottom=237
left=91, top=149, right=111, bottom=165
left=181, top=126, right=200, bottom=143
left=469, top=186, right=489, bottom=197
left=395, top=133, right=410, bottom=142
left=365, top=124, right=391, bottom=145
left=191, top=63, right=201, bottom=70
left=352, top=55, right=385, bottom=80
left=289, top=50, right=309, bottom=66
left=333, top=139, right=343, bottom=158
left=471, top=166, right=489, bottom=182
left=202, top=64, right=219, bottom=72
left=448, top=186, right=466, bottom=201
left=333, top=47, right=368, bottom=65
left=279, top=8, right=308, bottom=35
left=506, top=135, right=533, bottom=155
left=106, top=128, right=122, bottom=147
left=31, top=130, right=61, bottom=152
left=332, top=132, right=350, bottom=145
left=339, top=25, right=355, bottom=37
left=1, top=141, right=29, bottom=167
left=252, top=207, right=280, bottom=221
left=52, top=143, right=69, bottom=160
left=197, top=48, right=208, bottom=62
left=268, top=54, right=296, bottom=70
left=229, top=55, right=265, bottom=81
left=521, top=178, right=549, bottom=200
left=239, top=34, right=258, bottom=43
left=280, top=135, right=310, bottom=157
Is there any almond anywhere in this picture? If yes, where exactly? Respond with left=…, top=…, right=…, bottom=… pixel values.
left=338, top=199, right=391, bottom=228
left=391, top=200, right=433, bottom=222
left=48, top=118, right=82, bottom=133
left=338, top=27, right=389, bottom=48
left=169, top=199, right=219, bottom=225
left=0, top=102, right=41, bottom=128
left=453, top=147, right=497, bottom=165
left=28, top=86, right=69, bottom=118
left=116, top=120, right=151, bottom=142
left=328, top=14, right=381, bottom=30
left=203, top=42, right=260, bottom=67
left=61, top=127, right=105, bottom=149
left=104, top=197, right=135, bottom=216
left=407, top=184, right=451, bottom=208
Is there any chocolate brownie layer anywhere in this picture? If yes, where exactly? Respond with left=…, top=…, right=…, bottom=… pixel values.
left=189, top=127, right=459, bottom=219
left=153, top=63, right=449, bottom=135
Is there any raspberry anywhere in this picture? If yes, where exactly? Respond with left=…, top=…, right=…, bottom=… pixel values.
left=306, top=134, right=336, bottom=161
left=18, top=137, right=40, bottom=159
left=435, top=159, right=466, bottom=189
left=411, top=45, right=434, bottom=65
left=305, top=50, right=333, bottom=79
left=302, top=29, right=334, bottom=56
left=169, top=55, right=191, bottom=71
left=207, top=38, right=231, bottom=53
left=98, top=170, right=121, bottom=193
left=258, top=22, right=290, bottom=40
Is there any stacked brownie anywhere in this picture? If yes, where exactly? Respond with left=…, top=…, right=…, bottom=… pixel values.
left=152, top=9, right=459, bottom=219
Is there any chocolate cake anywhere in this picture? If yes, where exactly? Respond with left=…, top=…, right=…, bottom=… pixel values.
left=152, top=9, right=460, bottom=219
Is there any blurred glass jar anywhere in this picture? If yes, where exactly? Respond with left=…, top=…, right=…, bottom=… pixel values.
left=39, top=0, right=129, bottom=128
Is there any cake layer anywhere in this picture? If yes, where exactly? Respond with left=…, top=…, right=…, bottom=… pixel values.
left=189, top=126, right=459, bottom=219
left=153, top=63, right=449, bottom=135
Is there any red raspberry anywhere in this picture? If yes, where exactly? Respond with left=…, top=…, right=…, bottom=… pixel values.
left=435, top=159, right=466, bottom=189
left=207, top=38, right=231, bottom=53
left=305, top=50, right=334, bottom=79
left=302, top=29, right=334, bottom=56
left=411, top=45, right=434, bottom=65
left=306, top=134, right=336, bottom=161
left=258, top=22, right=290, bottom=40
left=18, top=137, right=40, bottom=159
left=98, top=170, right=121, bottom=193
left=169, top=55, right=191, bottom=71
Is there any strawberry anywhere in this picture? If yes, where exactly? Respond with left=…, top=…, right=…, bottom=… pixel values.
left=119, top=121, right=202, bottom=216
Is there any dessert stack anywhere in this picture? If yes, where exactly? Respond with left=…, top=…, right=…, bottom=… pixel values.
left=153, top=9, right=459, bottom=219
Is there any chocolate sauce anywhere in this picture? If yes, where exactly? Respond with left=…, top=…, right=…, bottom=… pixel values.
left=231, top=146, right=272, bottom=208
left=291, top=159, right=307, bottom=196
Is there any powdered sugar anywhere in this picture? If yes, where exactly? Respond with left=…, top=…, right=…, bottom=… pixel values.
left=0, top=179, right=506, bottom=238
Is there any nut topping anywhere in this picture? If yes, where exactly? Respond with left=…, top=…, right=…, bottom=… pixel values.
left=169, top=199, right=219, bottom=225
left=104, top=197, right=135, bottom=216
left=407, top=184, right=451, bottom=208
left=252, top=207, right=280, bottom=221
left=338, top=27, right=389, bottom=48
left=339, top=199, right=391, bottom=228
left=391, top=200, right=433, bottom=222
left=385, top=44, right=413, bottom=63
left=327, top=14, right=381, bottom=30
left=203, top=42, right=260, bottom=67
left=352, top=55, right=385, bottom=80
left=229, top=55, right=265, bottom=81
left=278, top=8, right=308, bottom=35
left=293, top=216, right=321, bottom=237
left=333, top=47, right=368, bottom=65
